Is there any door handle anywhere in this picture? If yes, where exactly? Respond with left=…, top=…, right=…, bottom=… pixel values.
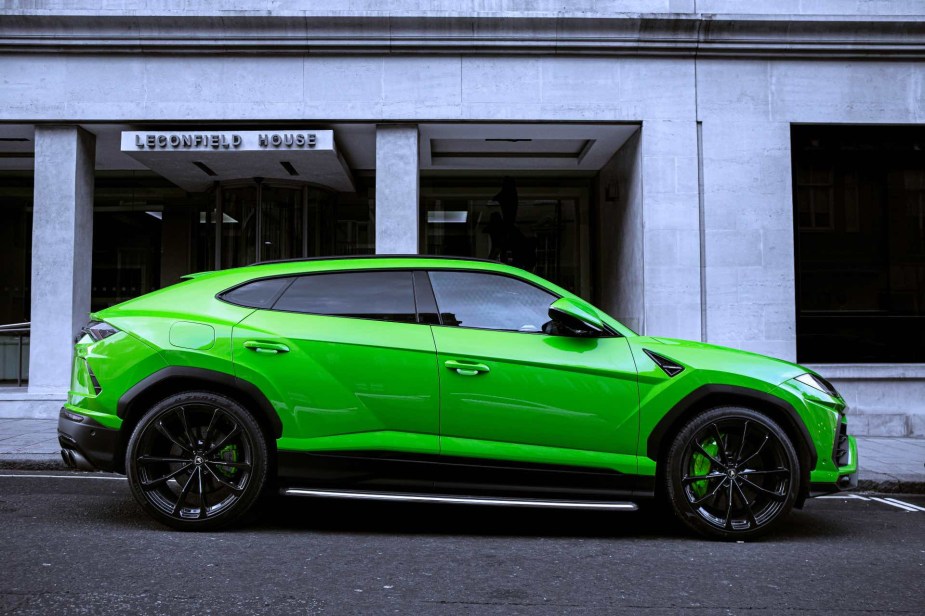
left=243, top=340, right=290, bottom=354
left=444, top=359, right=490, bottom=376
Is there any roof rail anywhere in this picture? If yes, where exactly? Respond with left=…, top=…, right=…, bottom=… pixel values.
left=248, top=255, right=501, bottom=266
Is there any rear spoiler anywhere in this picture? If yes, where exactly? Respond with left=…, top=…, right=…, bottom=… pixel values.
left=180, top=271, right=215, bottom=280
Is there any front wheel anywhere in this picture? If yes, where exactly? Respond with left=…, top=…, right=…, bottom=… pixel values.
left=664, top=407, right=800, bottom=540
left=125, top=391, right=268, bottom=531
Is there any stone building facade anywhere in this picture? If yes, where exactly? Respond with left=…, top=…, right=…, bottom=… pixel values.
left=1, top=1, right=924, bottom=435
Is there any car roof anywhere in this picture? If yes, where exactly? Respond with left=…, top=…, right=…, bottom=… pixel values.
left=219, top=255, right=531, bottom=280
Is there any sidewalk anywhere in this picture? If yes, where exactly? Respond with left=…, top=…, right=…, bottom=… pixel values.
left=1, top=418, right=923, bottom=493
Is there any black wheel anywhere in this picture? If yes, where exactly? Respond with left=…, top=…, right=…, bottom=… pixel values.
left=125, top=391, right=268, bottom=531
left=665, top=407, right=799, bottom=540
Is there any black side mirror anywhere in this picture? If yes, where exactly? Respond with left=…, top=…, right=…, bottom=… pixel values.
left=546, top=298, right=605, bottom=337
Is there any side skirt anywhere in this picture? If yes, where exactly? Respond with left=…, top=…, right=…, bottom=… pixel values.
left=277, top=450, right=655, bottom=501
left=283, top=488, right=638, bottom=511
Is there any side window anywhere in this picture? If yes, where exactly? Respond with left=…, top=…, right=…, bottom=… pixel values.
left=273, top=271, right=417, bottom=323
left=428, top=271, right=556, bottom=332
left=220, top=277, right=293, bottom=308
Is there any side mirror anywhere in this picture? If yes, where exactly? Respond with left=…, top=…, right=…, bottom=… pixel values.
left=547, top=297, right=606, bottom=337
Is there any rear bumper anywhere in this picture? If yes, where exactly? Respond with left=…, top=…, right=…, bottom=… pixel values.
left=57, top=407, right=120, bottom=473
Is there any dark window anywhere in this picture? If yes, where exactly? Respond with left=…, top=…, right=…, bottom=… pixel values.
left=793, top=125, right=925, bottom=363
left=428, top=271, right=556, bottom=332
left=273, top=271, right=416, bottom=323
left=221, top=277, right=293, bottom=308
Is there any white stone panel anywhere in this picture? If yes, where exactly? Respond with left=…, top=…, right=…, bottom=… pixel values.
left=375, top=124, right=419, bottom=254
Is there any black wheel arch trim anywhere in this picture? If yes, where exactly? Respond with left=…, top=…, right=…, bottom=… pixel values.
left=116, top=366, right=283, bottom=439
left=646, top=384, right=818, bottom=470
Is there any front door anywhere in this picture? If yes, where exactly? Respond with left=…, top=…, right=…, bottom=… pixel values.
left=232, top=270, right=440, bottom=456
left=427, top=270, right=640, bottom=475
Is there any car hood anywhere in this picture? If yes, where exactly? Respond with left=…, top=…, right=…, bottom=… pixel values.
left=628, top=336, right=808, bottom=388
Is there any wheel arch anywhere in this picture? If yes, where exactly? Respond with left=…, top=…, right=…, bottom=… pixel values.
left=648, top=385, right=816, bottom=506
left=114, top=366, right=282, bottom=473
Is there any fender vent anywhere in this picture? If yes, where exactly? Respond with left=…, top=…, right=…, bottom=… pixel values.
left=643, top=349, right=684, bottom=377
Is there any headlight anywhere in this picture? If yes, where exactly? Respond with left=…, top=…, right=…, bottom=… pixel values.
left=795, top=373, right=840, bottom=398
left=82, top=321, right=120, bottom=341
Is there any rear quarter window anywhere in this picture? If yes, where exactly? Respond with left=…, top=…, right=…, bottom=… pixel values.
left=220, top=277, right=293, bottom=308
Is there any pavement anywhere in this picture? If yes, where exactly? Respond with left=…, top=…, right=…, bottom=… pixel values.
left=0, top=471, right=923, bottom=614
left=1, top=417, right=923, bottom=493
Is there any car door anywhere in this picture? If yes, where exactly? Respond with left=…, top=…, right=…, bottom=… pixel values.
left=231, top=269, right=440, bottom=456
left=427, top=270, right=640, bottom=475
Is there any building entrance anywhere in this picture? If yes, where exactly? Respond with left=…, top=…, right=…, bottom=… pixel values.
left=218, top=180, right=337, bottom=269
left=420, top=176, right=590, bottom=297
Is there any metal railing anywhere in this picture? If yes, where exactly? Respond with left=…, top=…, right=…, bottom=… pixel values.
left=0, top=321, right=29, bottom=387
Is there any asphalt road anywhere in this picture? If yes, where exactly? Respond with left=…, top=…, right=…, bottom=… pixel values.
left=0, top=471, right=922, bottom=615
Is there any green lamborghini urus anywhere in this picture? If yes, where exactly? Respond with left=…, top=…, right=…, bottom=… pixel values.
left=58, top=256, right=857, bottom=539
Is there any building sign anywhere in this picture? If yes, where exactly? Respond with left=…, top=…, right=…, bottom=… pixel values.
left=121, top=130, right=328, bottom=152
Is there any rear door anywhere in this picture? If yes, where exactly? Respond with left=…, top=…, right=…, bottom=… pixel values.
left=231, top=270, right=440, bottom=456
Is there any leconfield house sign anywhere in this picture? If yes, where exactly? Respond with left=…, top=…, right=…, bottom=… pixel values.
left=126, top=130, right=322, bottom=150
left=119, top=129, right=354, bottom=192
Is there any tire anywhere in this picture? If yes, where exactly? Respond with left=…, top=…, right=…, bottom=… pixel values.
left=664, top=406, right=800, bottom=541
left=125, top=391, right=269, bottom=531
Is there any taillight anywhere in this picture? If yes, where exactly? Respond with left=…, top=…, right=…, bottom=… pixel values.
left=82, top=320, right=120, bottom=342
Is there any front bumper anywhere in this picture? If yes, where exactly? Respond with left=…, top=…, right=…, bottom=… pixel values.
left=57, top=407, right=121, bottom=473
left=810, top=434, right=859, bottom=496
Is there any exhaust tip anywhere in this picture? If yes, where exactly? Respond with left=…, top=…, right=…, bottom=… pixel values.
left=60, top=448, right=95, bottom=471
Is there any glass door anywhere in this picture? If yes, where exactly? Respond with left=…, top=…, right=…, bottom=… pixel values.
left=260, top=184, right=304, bottom=263
left=220, top=184, right=258, bottom=269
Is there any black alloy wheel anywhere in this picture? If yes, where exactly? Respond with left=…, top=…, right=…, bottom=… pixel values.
left=665, top=407, right=799, bottom=540
left=126, top=391, right=268, bottom=530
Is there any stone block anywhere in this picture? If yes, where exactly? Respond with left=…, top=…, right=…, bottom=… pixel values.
left=696, top=59, right=771, bottom=121
left=383, top=57, right=462, bottom=106
left=769, top=61, right=921, bottom=124
left=461, top=57, right=541, bottom=104
left=305, top=57, right=384, bottom=103
left=642, top=156, right=677, bottom=195
left=704, top=229, right=763, bottom=267
left=865, top=414, right=909, bottom=437
left=909, top=414, right=925, bottom=438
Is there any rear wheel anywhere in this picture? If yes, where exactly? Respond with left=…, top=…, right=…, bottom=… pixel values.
left=126, top=391, right=268, bottom=531
left=665, top=407, right=799, bottom=540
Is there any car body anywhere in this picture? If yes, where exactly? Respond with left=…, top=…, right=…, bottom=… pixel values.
left=59, top=256, right=858, bottom=539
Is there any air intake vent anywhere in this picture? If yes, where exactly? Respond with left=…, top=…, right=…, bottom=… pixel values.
left=643, top=349, right=684, bottom=377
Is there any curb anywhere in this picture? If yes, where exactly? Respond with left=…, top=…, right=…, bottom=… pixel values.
left=1, top=456, right=923, bottom=495
left=0, top=454, right=67, bottom=471
left=857, top=471, right=925, bottom=495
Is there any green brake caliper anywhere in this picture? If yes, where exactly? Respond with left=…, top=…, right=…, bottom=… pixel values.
left=689, top=438, right=720, bottom=498
left=216, top=444, right=239, bottom=479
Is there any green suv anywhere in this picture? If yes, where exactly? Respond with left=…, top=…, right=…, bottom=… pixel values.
left=58, top=256, right=857, bottom=539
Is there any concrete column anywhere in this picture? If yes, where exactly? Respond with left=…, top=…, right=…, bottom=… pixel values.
left=375, top=124, right=419, bottom=254
left=700, top=120, right=795, bottom=361
left=28, top=126, right=95, bottom=394
left=639, top=120, right=703, bottom=341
